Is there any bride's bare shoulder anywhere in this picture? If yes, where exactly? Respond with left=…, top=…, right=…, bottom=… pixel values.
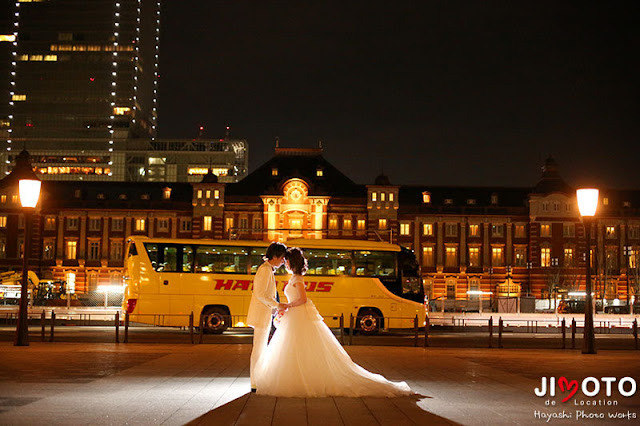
left=289, top=275, right=304, bottom=286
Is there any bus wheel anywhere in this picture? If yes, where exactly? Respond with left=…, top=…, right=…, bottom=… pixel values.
left=357, top=309, right=381, bottom=335
left=202, top=307, right=229, bottom=334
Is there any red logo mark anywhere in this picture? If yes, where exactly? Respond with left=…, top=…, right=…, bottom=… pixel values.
left=305, top=281, right=333, bottom=292
left=213, top=279, right=334, bottom=292
left=558, top=376, right=579, bottom=402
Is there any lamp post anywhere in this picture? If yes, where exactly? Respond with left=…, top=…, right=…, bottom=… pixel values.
left=526, top=261, right=532, bottom=297
left=488, top=266, right=493, bottom=310
left=11, top=151, right=42, bottom=346
left=577, top=188, right=598, bottom=354
left=624, top=245, right=632, bottom=309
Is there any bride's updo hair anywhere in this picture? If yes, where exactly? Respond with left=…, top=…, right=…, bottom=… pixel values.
left=286, top=247, right=308, bottom=275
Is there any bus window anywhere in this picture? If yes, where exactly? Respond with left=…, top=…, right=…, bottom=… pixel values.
left=144, top=243, right=158, bottom=269
left=354, top=251, right=396, bottom=278
left=160, top=246, right=178, bottom=272
left=249, top=248, right=288, bottom=275
left=305, top=249, right=352, bottom=276
left=249, top=248, right=264, bottom=274
left=195, top=246, right=248, bottom=274
left=182, top=245, right=194, bottom=272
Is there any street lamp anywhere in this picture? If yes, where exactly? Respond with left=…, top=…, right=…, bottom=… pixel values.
left=488, top=266, right=494, bottom=310
left=624, top=245, right=632, bottom=309
left=12, top=150, right=42, bottom=346
left=526, top=261, right=533, bottom=297
left=577, top=188, right=598, bottom=354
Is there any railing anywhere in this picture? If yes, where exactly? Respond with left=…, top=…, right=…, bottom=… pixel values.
left=1, top=310, right=637, bottom=350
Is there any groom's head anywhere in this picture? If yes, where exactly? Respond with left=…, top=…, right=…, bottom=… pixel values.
left=265, top=242, right=287, bottom=267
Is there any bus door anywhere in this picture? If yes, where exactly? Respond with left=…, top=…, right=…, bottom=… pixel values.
left=151, top=243, right=193, bottom=324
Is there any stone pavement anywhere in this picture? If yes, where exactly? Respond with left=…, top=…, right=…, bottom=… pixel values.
left=0, top=342, right=639, bottom=425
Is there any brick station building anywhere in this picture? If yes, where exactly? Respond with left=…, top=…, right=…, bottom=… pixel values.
left=0, top=147, right=638, bottom=305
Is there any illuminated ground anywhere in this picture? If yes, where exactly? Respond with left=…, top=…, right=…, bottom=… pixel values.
left=0, top=343, right=638, bottom=425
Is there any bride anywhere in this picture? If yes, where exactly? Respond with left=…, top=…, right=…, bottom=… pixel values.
left=254, top=247, right=412, bottom=397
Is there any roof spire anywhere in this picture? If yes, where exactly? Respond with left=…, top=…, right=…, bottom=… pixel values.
left=275, top=136, right=279, bottom=148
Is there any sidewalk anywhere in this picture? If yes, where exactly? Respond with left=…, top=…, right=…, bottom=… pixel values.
left=0, top=342, right=638, bottom=425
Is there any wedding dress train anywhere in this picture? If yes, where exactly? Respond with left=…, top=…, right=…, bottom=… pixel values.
left=254, top=275, right=412, bottom=397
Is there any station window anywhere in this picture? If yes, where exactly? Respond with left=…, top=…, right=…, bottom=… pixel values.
left=203, top=216, right=212, bottom=232
left=422, top=246, right=434, bottom=267
left=540, top=224, right=551, bottom=237
left=468, top=247, right=480, bottom=267
left=491, top=247, right=504, bottom=266
left=135, top=218, right=146, bottom=232
left=541, top=248, right=551, bottom=267
left=66, top=241, right=77, bottom=260
left=112, top=218, right=124, bottom=231
left=445, top=223, right=457, bottom=237
left=445, top=247, right=457, bottom=267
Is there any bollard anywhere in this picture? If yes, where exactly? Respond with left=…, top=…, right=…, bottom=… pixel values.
left=571, top=318, right=576, bottom=349
left=424, top=314, right=429, bottom=348
left=115, top=311, right=120, bottom=343
left=488, top=316, right=493, bottom=348
left=634, top=319, right=638, bottom=350
left=189, top=312, right=194, bottom=344
left=498, top=317, right=503, bottom=349
left=561, top=318, right=566, bottom=349
left=349, top=313, right=354, bottom=346
left=414, top=315, right=419, bottom=347
left=124, top=312, right=130, bottom=343
left=199, top=314, right=205, bottom=344
left=49, top=310, right=55, bottom=342
left=41, top=310, right=45, bottom=342
left=339, top=314, right=345, bottom=345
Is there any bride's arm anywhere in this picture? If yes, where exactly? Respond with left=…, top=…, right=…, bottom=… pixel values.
left=286, top=280, right=307, bottom=308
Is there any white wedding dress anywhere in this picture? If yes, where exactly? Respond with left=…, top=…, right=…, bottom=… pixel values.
left=254, top=274, right=412, bottom=397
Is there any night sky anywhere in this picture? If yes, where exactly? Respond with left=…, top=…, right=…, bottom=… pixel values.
left=158, top=1, right=639, bottom=189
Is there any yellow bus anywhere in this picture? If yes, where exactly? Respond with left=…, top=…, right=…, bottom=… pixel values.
left=122, top=236, right=426, bottom=335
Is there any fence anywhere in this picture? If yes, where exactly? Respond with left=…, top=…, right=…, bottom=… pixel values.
left=1, top=310, right=638, bottom=350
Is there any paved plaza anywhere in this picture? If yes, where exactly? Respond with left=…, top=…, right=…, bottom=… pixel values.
left=0, top=341, right=639, bottom=425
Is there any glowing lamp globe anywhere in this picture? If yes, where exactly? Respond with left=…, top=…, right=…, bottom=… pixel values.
left=576, top=188, right=599, bottom=217
left=19, top=179, right=42, bottom=208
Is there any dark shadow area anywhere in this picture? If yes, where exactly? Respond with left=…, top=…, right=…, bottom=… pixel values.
left=187, top=393, right=250, bottom=425
left=187, top=392, right=459, bottom=425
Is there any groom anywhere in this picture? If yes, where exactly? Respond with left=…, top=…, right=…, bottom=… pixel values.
left=246, top=242, right=288, bottom=393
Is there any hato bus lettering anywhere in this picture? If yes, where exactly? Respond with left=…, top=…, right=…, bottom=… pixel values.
left=123, top=237, right=425, bottom=334
left=213, top=279, right=334, bottom=292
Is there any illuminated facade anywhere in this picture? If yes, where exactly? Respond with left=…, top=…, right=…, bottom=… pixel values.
left=0, top=148, right=637, bottom=306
